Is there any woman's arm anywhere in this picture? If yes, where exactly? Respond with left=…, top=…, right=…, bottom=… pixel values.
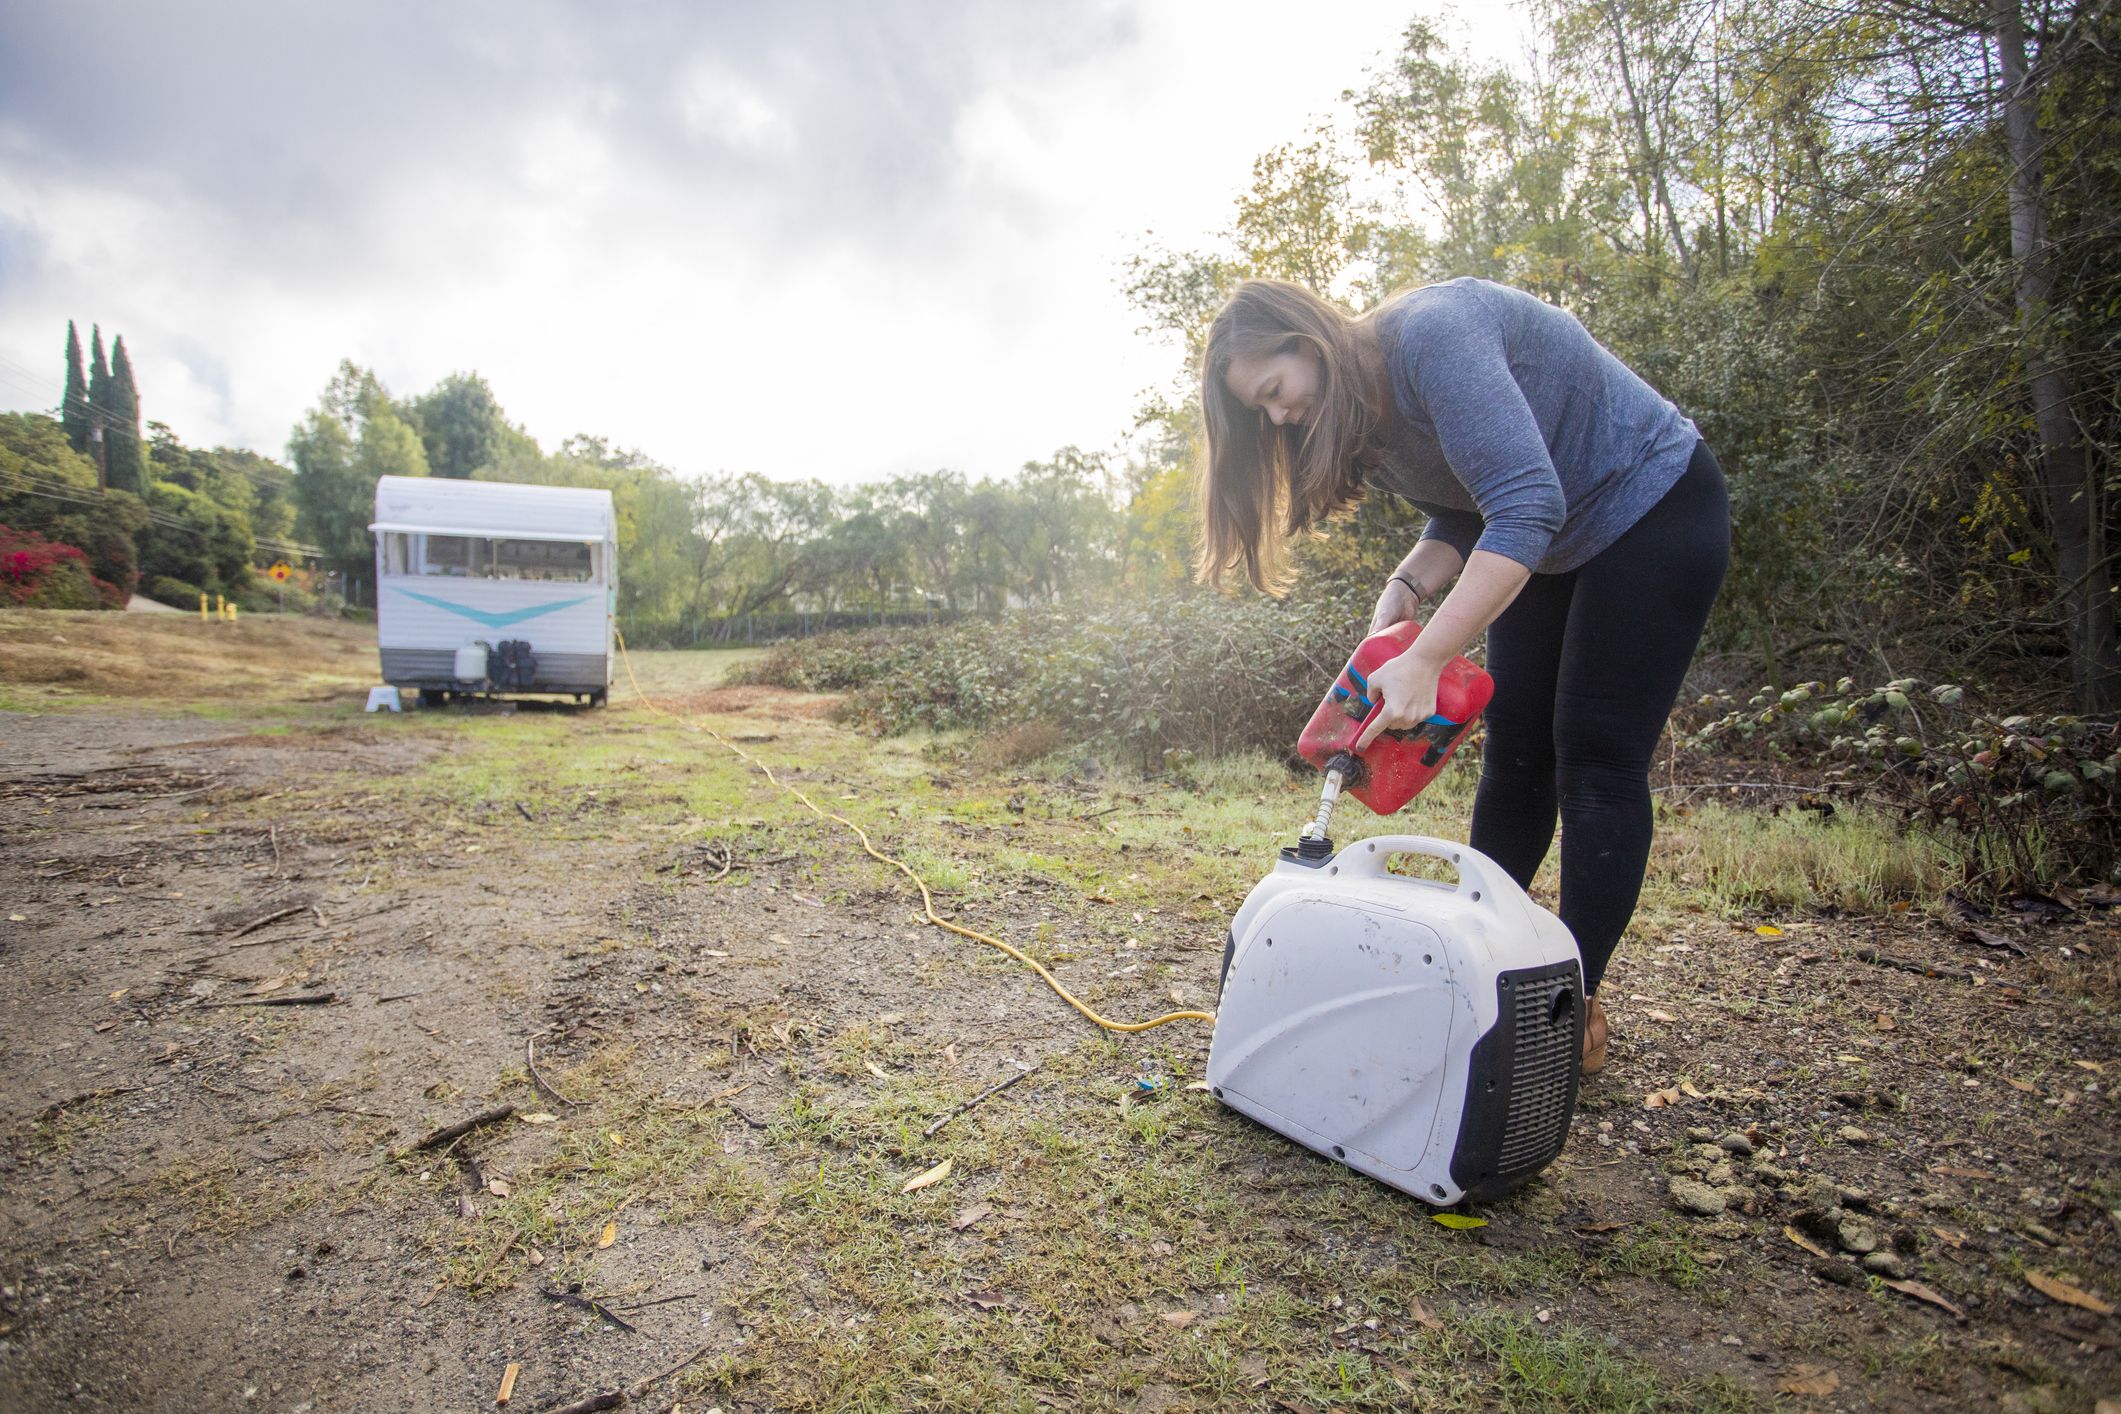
left=1368, top=538, right=1466, bottom=633
left=1355, top=549, right=1529, bottom=750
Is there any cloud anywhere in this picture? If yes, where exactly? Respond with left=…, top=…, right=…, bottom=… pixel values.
left=0, top=0, right=1419, bottom=481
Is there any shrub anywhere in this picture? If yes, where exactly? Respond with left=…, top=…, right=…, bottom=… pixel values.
left=1, top=523, right=123, bottom=609
left=1688, top=677, right=2119, bottom=896
left=147, top=576, right=206, bottom=609
left=734, top=588, right=1386, bottom=770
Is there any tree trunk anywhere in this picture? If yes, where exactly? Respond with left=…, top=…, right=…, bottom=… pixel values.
left=1992, top=0, right=2118, bottom=711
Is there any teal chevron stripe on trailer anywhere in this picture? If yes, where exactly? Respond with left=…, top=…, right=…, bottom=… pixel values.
left=389, top=588, right=592, bottom=630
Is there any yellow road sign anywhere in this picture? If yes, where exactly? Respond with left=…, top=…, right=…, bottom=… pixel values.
left=268, top=562, right=293, bottom=583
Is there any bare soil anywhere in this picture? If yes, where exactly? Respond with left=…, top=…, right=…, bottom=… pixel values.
left=1, top=610, right=2116, bottom=1413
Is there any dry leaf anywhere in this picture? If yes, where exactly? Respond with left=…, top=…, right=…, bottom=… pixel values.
left=108, top=988, right=128, bottom=1000
left=1784, top=1225, right=1833, bottom=1260
left=1929, top=1226, right=1967, bottom=1249
left=901, top=1158, right=953, bottom=1194
left=1755, top=924, right=1784, bottom=937
left=877, top=1013, right=905, bottom=1026
left=1167, top=987, right=1185, bottom=1005
left=1776, top=1365, right=1840, bottom=1397
left=950, top=1202, right=993, bottom=1232
left=1431, top=1213, right=1487, bottom=1230
left=1407, top=1295, right=1444, bottom=1330
left=2027, top=1271, right=2115, bottom=1315
left=1644, top=1009, right=1678, bottom=1023
left=247, top=974, right=291, bottom=996
left=1874, top=1013, right=1896, bottom=1031
left=2072, top=1059, right=2107, bottom=1073
left=964, top=1290, right=1012, bottom=1311
left=527, top=1245, right=544, bottom=1267
left=2007, top=1077, right=2036, bottom=1092
left=1184, top=1080, right=1212, bottom=1093
left=944, top=1043, right=958, bottom=1064
left=607, top=1132, right=624, bottom=1149
left=1679, top=1080, right=1707, bottom=1100
left=1883, top=1279, right=1966, bottom=1319
left=596, top=1221, right=617, bottom=1249
left=1644, top=1086, right=1681, bottom=1109
left=864, top=1061, right=890, bottom=1081
left=1160, top=1311, right=1196, bottom=1327
left=1929, top=1164, right=1997, bottom=1180
left=519, top=1112, right=558, bottom=1125
left=487, top=1178, right=512, bottom=1198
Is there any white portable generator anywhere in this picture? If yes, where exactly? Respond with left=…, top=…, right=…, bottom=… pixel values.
left=1206, top=832, right=1583, bottom=1205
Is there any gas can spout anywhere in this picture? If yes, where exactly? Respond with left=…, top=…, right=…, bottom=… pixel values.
left=1296, top=752, right=1354, bottom=858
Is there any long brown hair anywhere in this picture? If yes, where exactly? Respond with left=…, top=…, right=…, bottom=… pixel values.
left=1197, top=280, right=1389, bottom=593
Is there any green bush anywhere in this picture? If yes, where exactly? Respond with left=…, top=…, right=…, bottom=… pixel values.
left=26, top=556, right=103, bottom=609
left=735, top=588, right=1389, bottom=770
left=147, top=576, right=205, bottom=609
left=1688, top=678, right=2120, bottom=895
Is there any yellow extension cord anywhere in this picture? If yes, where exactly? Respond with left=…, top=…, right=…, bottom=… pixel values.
left=614, top=628, right=1217, bottom=1034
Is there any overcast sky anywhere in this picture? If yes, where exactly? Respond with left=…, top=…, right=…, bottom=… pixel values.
left=0, top=1, right=1502, bottom=486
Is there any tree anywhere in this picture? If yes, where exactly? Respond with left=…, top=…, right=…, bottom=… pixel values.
left=0, top=411, right=145, bottom=595
left=62, top=322, right=89, bottom=454
left=287, top=361, right=429, bottom=580
left=86, top=326, right=110, bottom=490
left=105, top=337, right=147, bottom=495
left=407, top=372, right=535, bottom=479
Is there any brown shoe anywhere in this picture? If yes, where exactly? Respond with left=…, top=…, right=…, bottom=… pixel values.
left=1582, top=993, right=1608, bottom=1074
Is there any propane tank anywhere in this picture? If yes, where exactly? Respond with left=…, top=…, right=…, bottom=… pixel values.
left=453, top=644, right=489, bottom=683
left=1296, top=620, right=1494, bottom=817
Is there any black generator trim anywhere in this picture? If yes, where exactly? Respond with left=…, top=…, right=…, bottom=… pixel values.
left=1448, top=958, right=1583, bottom=1200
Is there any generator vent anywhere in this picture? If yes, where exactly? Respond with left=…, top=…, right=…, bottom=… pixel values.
left=1449, top=958, right=1583, bottom=1199
left=1497, top=969, right=1579, bottom=1173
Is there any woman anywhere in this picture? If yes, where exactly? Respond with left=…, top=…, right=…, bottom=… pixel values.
left=1200, top=277, right=1729, bottom=1073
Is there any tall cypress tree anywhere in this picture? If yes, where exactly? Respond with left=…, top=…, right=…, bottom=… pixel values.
left=61, top=321, right=89, bottom=452
left=86, top=326, right=111, bottom=490
left=107, top=337, right=147, bottom=494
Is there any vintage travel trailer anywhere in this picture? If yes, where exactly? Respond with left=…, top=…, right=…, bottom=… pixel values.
left=370, top=476, right=617, bottom=705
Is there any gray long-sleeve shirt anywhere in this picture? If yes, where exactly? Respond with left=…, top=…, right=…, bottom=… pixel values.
left=1370, top=278, right=1701, bottom=574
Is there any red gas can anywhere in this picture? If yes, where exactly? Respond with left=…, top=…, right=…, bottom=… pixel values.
left=1296, top=620, right=1495, bottom=816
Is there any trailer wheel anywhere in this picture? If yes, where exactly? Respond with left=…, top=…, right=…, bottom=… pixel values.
left=419, top=689, right=448, bottom=708
left=589, top=690, right=607, bottom=708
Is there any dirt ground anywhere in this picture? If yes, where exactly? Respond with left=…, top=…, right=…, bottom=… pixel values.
left=1, top=610, right=2117, bottom=1413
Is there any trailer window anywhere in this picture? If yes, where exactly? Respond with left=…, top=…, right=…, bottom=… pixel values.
left=494, top=539, right=594, bottom=582
left=420, top=534, right=480, bottom=576
left=382, top=533, right=412, bottom=575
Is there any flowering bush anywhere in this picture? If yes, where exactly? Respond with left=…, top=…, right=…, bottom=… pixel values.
left=0, top=523, right=124, bottom=609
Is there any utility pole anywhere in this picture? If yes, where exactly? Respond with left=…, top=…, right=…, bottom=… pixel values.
left=89, top=422, right=106, bottom=492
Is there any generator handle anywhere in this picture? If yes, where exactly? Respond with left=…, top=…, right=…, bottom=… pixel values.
left=1338, top=835, right=1507, bottom=905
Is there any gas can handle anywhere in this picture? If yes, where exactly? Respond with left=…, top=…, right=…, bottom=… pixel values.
left=1336, top=834, right=1508, bottom=905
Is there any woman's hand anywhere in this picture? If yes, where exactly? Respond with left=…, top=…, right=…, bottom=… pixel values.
left=1354, top=648, right=1442, bottom=752
left=1369, top=575, right=1422, bottom=634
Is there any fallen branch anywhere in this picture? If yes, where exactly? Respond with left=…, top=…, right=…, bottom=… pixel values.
left=527, top=1038, right=582, bottom=1108
left=402, top=1104, right=517, bottom=1155
left=539, top=1285, right=638, bottom=1333
left=546, top=1342, right=712, bottom=1414
left=922, top=1065, right=1038, bottom=1139
left=200, top=990, right=339, bottom=1009
left=615, top=1289, right=702, bottom=1312
left=1854, top=947, right=1972, bottom=982
left=223, top=904, right=308, bottom=940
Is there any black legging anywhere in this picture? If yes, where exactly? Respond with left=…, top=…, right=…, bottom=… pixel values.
left=1470, top=441, right=1729, bottom=995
